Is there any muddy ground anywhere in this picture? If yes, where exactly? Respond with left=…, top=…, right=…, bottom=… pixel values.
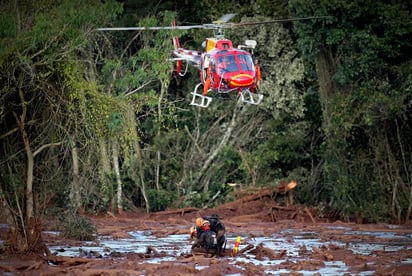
left=1, top=187, right=412, bottom=275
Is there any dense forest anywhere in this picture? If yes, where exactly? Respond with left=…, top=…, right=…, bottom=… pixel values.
left=1, top=0, right=411, bottom=253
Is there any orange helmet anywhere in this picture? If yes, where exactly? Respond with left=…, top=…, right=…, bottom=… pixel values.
left=195, top=217, right=203, bottom=227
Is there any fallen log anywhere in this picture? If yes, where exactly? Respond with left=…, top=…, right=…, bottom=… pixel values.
left=274, top=180, right=297, bottom=195
left=238, top=188, right=273, bottom=203
left=238, top=244, right=254, bottom=255
left=270, top=204, right=296, bottom=211
left=152, top=207, right=199, bottom=216
left=0, top=264, right=16, bottom=273
left=43, top=255, right=98, bottom=266
left=231, top=213, right=267, bottom=223
left=26, top=260, right=44, bottom=271
left=71, top=268, right=146, bottom=276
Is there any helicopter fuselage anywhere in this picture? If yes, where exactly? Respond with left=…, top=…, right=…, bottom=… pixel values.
left=200, top=38, right=257, bottom=93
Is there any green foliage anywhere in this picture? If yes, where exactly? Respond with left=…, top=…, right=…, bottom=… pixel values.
left=215, top=146, right=246, bottom=183
left=60, top=211, right=96, bottom=241
left=179, top=191, right=211, bottom=209
left=250, top=117, right=312, bottom=183
left=147, top=189, right=177, bottom=212
left=291, top=0, right=412, bottom=220
left=0, top=14, right=16, bottom=59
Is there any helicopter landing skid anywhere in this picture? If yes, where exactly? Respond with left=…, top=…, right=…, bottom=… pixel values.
left=240, top=90, right=263, bottom=105
left=190, top=83, right=212, bottom=108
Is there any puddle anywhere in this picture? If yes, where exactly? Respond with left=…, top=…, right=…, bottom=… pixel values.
left=47, top=231, right=193, bottom=259
left=2, top=221, right=410, bottom=274
left=46, top=226, right=412, bottom=275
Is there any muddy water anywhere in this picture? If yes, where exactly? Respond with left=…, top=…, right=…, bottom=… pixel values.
left=47, top=225, right=412, bottom=275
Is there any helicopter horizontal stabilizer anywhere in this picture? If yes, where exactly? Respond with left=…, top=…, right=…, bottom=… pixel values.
left=240, top=90, right=263, bottom=105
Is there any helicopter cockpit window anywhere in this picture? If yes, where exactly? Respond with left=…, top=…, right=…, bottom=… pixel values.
left=209, top=57, right=216, bottom=73
left=238, top=54, right=254, bottom=71
left=218, top=55, right=238, bottom=73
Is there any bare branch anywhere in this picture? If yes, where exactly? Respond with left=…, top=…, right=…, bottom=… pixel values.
left=0, top=127, right=19, bottom=140
left=33, top=142, right=64, bottom=157
left=124, top=80, right=155, bottom=97
left=184, top=125, right=204, bottom=156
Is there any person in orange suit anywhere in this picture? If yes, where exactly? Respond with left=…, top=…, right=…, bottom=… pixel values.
left=203, top=66, right=211, bottom=95
left=254, top=57, right=261, bottom=88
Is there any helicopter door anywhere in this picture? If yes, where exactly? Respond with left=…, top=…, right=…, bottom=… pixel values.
left=202, top=54, right=210, bottom=82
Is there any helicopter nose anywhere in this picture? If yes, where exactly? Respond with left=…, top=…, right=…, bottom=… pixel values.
left=230, top=74, right=254, bottom=87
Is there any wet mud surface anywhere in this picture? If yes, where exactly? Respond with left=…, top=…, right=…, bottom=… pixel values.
left=1, top=188, right=412, bottom=275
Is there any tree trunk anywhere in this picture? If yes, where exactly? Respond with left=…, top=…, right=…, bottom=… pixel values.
left=98, top=137, right=112, bottom=207
left=126, top=107, right=150, bottom=212
left=8, top=86, right=45, bottom=253
left=70, top=145, right=81, bottom=210
left=112, top=139, right=123, bottom=214
left=99, top=139, right=112, bottom=173
left=197, top=103, right=244, bottom=192
left=238, top=147, right=257, bottom=186
left=395, top=119, right=412, bottom=223
left=315, top=46, right=336, bottom=133
left=155, top=79, right=166, bottom=191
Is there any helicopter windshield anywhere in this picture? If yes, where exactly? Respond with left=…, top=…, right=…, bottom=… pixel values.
left=238, top=54, right=255, bottom=72
left=218, top=55, right=237, bottom=73
left=217, top=53, right=255, bottom=74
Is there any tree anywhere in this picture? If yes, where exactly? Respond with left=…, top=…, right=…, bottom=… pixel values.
left=0, top=0, right=122, bottom=253
left=291, top=0, right=412, bottom=222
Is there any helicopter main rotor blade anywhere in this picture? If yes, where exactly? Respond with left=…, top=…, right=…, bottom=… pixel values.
left=213, top=13, right=237, bottom=24
left=231, top=16, right=333, bottom=27
left=96, top=25, right=205, bottom=31
left=96, top=15, right=332, bottom=32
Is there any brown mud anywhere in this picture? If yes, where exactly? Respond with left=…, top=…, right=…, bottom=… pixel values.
left=1, top=187, right=412, bottom=275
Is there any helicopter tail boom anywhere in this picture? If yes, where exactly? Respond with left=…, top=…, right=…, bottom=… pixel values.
left=172, top=49, right=202, bottom=68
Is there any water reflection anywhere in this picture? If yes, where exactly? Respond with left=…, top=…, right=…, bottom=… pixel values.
left=45, top=226, right=412, bottom=275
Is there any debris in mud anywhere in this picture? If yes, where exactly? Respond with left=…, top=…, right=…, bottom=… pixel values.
left=1, top=188, right=412, bottom=275
left=247, top=243, right=281, bottom=260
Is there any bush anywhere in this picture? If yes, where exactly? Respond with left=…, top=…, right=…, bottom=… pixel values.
left=179, top=191, right=210, bottom=208
left=148, top=189, right=177, bottom=212
left=60, top=211, right=96, bottom=241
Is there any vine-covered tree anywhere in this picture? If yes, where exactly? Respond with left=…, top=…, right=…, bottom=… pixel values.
left=290, top=0, right=412, bottom=222
left=0, top=0, right=122, bottom=253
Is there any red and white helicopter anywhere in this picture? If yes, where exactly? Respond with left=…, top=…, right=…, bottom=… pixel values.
left=170, top=13, right=264, bottom=108
left=98, top=14, right=329, bottom=108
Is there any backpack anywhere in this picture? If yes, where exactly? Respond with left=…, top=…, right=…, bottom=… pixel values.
left=203, top=230, right=217, bottom=250
left=203, top=215, right=226, bottom=256
left=203, top=214, right=225, bottom=233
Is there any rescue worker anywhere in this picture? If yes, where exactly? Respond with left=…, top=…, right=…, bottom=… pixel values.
left=218, top=56, right=230, bottom=72
left=191, top=220, right=218, bottom=256
left=203, top=66, right=211, bottom=96
left=203, top=215, right=225, bottom=237
left=204, top=214, right=226, bottom=256
left=202, top=55, right=214, bottom=96
left=254, top=57, right=261, bottom=89
left=191, top=215, right=226, bottom=256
